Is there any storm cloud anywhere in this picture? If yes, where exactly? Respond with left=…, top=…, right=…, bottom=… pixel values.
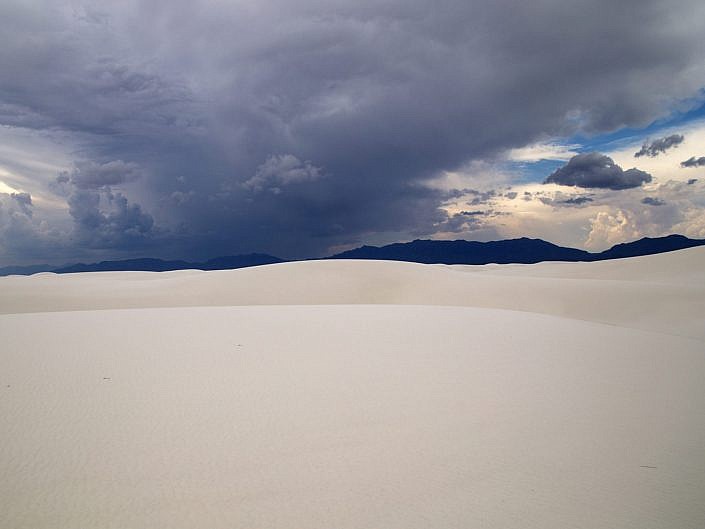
left=66, top=189, right=154, bottom=248
left=634, top=134, right=684, bottom=158
left=544, top=153, right=652, bottom=190
left=1, top=0, right=705, bottom=263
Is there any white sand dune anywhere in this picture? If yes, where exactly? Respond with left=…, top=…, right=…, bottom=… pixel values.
left=2, top=246, right=705, bottom=338
left=1, top=248, right=705, bottom=528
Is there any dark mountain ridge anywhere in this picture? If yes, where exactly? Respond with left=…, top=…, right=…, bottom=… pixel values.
left=51, top=253, right=284, bottom=274
left=1, top=235, right=703, bottom=276
left=330, top=237, right=592, bottom=264
left=594, top=234, right=705, bottom=260
left=330, top=234, right=705, bottom=264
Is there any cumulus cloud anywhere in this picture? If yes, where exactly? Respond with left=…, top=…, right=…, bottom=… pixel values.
left=634, top=134, right=684, bottom=158
left=0, top=191, right=65, bottom=263
left=681, top=156, right=705, bottom=168
left=243, top=155, right=324, bottom=194
left=456, top=175, right=705, bottom=250
left=585, top=209, right=641, bottom=250
left=49, top=159, right=157, bottom=251
left=672, top=208, right=705, bottom=239
left=67, top=189, right=154, bottom=247
left=544, top=153, right=652, bottom=190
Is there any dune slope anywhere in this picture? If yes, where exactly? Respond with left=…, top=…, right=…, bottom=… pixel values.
left=2, top=246, right=705, bottom=339
left=1, top=248, right=704, bottom=528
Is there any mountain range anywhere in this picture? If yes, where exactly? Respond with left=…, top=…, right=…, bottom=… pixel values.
left=2, top=234, right=704, bottom=276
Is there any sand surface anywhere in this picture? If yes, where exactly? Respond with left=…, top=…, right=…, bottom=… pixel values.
left=1, top=249, right=705, bottom=528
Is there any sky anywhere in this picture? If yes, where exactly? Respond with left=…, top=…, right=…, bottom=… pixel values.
left=1, top=0, right=705, bottom=265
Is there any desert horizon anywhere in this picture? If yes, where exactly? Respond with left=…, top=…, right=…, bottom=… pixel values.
left=2, top=247, right=704, bottom=528
left=2, top=1, right=705, bottom=526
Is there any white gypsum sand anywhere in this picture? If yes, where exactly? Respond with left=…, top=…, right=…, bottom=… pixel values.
left=1, top=247, right=704, bottom=528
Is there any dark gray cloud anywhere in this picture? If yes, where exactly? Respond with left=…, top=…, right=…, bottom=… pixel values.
left=544, top=153, right=652, bottom=190
left=681, top=156, right=705, bottom=168
left=67, top=189, right=154, bottom=247
left=48, top=162, right=157, bottom=253
left=1, top=0, right=705, bottom=263
left=438, top=209, right=504, bottom=236
left=536, top=193, right=595, bottom=207
left=561, top=196, right=594, bottom=205
left=60, top=160, right=143, bottom=190
left=0, top=192, right=64, bottom=263
left=465, top=190, right=497, bottom=206
left=242, top=155, right=324, bottom=194
left=532, top=191, right=595, bottom=207
left=10, top=192, right=33, bottom=216
left=634, top=134, right=684, bottom=158
left=642, top=196, right=666, bottom=206
left=688, top=178, right=699, bottom=184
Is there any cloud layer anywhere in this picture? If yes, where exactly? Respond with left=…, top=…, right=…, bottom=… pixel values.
left=1, top=0, right=705, bottom=263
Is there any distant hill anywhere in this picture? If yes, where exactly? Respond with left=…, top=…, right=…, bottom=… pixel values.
left=2, top=235, right=704, bottom=276
left=0, top=264, right=55, bottom=276
left=331, top=234, right=705, bottom=265
left=593, top=234, right=705, bottom=260
left=53, top=258, right=194, bottom=274
left=52, top=254, right=284, bottom=274
left=199, top=254, right=285, bottom=270
left=330, top=238, right=592, bottom=264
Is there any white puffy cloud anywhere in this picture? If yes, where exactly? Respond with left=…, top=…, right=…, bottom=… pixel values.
left=435, top=170, right=705, bottom=250
left=672, top=209, right=705, bottom=238
left=585, top=209, right=641, bottom=250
